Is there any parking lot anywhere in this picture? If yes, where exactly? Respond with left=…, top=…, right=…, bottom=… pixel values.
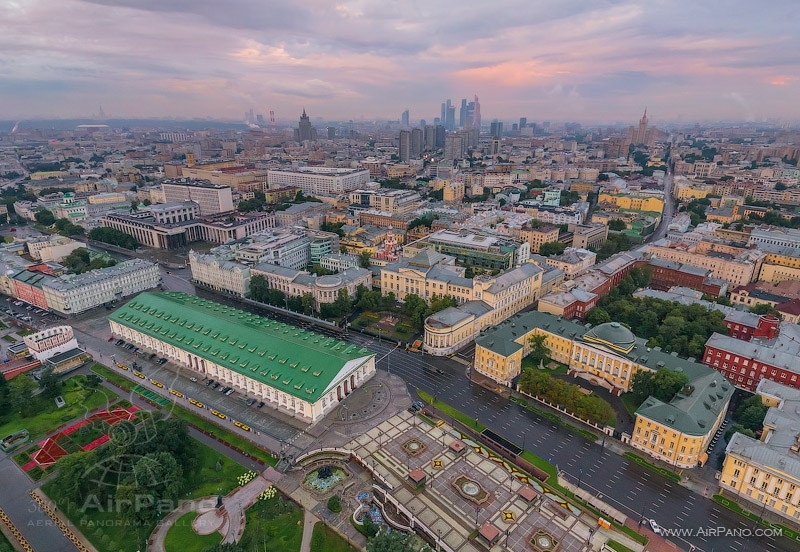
left=107, top=337, right=304, bottom=445
left=2, top=297, right=58, bottom=329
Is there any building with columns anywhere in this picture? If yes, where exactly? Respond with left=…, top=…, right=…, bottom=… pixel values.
left=109, top=292, right=375, bottom=423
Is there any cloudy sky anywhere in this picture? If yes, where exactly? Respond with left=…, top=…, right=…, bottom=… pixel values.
left=1, top=0, right=799, bottom=123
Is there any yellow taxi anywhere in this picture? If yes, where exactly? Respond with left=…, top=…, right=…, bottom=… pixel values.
left=234, top=421, right=251, bottom=432
left=189, top=398, right=205, bottom=409
left=150, top=379, right=164, bottom=389
left=133, top=371, right=146, bottom=379
left=169, top=388, right=184, bottom=398
left=116, top=363, right=129, bottom=370
left=210, top=409, right=227, bottom=420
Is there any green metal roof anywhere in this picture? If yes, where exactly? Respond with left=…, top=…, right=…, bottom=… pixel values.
left=110, top=292, right=374, bottom=403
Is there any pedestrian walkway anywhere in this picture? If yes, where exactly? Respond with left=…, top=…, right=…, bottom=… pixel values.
left=299, top=509, right=320, bottom=552
left=148, top=473, right=276, bottom=552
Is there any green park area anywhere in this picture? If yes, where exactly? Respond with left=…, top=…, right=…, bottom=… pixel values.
left=0, top=374, right=117, bottom=441
left=41, top=411, right=246, bottom=552
left=0, top=531, right=13, bottom=552
left=163, top=512, right=221, bottom=552
left=310, top=522, right=356, bottom=552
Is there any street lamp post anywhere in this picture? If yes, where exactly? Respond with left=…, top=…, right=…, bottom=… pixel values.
left=577, top=469, right=583, bottom=489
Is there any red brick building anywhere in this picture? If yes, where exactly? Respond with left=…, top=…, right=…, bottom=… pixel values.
left=648, top=258, right=727, bottom=296
left=11, top=270, right=51, bottom=310
left=723, top=312, right=779, bottom=341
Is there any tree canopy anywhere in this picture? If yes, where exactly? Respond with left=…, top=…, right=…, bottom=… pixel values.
left=63, top=247, right=117, bottom=274
left=89, top=227, right=138, bottom=250
left=538, top=241, right=567, bottom=257
left=630, top=367, right=689, bottom=404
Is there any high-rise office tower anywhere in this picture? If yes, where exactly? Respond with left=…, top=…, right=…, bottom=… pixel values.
left=398, top=130, right=411, bottom=162
left=423, top=125, right=435, bottom=152
left=473, top=95, right=481, bottom=129
left=298, top=108, right=313, bottom=141
left=490, top=120, right=503, bottom=139
left=327, top=126, right=336, bottom=140
left=459, top=99, right=467, bottom=127
left=401, top=109, right=410, bottom=127
left=444, top=134, right=464, bottom=161
left=440, top=103, right=446, bottom=125
left=434, top=125, right=445, bottom=149
left=519, top=117, right=527, bottom=129
left=434, top=117, right=441, bottom=126
left=411, top=128, right=423, bottom=158
left=419, top=119, right=426, bottom=127
left=446, top=105, right=456, bottom=131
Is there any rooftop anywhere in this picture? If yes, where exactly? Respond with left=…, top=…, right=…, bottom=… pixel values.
left=110, top=292, right=374, bottom=403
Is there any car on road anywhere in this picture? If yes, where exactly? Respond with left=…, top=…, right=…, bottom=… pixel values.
left=133, top=371, right=146, bottom=379
left=150, top=379, right=164, bottom=388
left=169, top=389, right=183, bottom=398
left=225, top=388, right=234, bottom=396
left=189, top=377, right=197, bottom=382
left=149, top=353, right=157, bottom=360
left=189, top=398, right=205, bottom=408
left=246, top=398, right=256, bottom=406
left=213, top=382, right=220, bottom=389
left=210, top=409, right=226, bottom=420
left=206, top=379, right=215, bottom=386
left=157, top=358, right=167, bottom=365
left=649, top=519, right=663, bottom=535
left=234, top=421, right=251, bottom=432
left=257, top=401, right=264, bottom=408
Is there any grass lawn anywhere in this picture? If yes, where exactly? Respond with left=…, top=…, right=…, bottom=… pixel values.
left=163, top=511, right=221, bottom=552
left=620, top=393, right=643, bottom=417
left=606, top=539, right=636, bottom=552
left=240, top=492, right=303, bottom=552
left=92, top=363, right=277, bottom=467
left=0, top=320, right=7, bottom=330
left=351, top=310, right=416, bottom=341
left=16, top=329, right=35, bottom=336
left=1, top=334, right=16, bottom=343
left=0, top=375, right=118, bottom=441
left=186, top=441, right=246, bottom=499
left=91, top=363, right=135, bottom=392
left=41, top=439, right=245, bottom=552
left=418, top=390, right=486, bottom=432
left=522, top=356, right=568, bottom=375
left=0, top=529, right=14, bottom=552
left=713, top=495, right=800, bottom=544
left=310, top=522, right=356, bottom=552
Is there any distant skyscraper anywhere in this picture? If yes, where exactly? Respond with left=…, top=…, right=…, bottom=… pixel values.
left=440, top=103, right=446, bottom=125
left=627, top=109, right=654, bottom=147
left=446, top=105, right=456, bottom=131
left=459, top=98, right=467, bottom=127
left=419, top=119, right=426, bottom=127
left=473, top=95, right=481, bottom=129
left=519, top=117, right=527, bottom=129
left=411, top=128, right=423, bottom=158
left=433, top=117, right=441, bottom=126
left=398, top=130, right=411, bottom=162
left=444, top=133, right=464, bottom=162
left=434, top=125, right=445, bottom=149
left=401, top=109, right=410, bottom=127
left=257, top=114, right=265, bottom=125
left=297, top=108, right=313, bottom=142
left=423, top=125, right=435, bottom=152
left=327, top=126, right=336, bottom=140
left=490, top=119, right=503, bottom=139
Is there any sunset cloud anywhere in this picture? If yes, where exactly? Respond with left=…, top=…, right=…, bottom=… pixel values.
left=0, top=0, right=797, bottom=122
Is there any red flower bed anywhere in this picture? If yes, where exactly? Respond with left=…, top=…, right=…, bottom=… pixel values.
left=31, top=439, right=68, bottom=468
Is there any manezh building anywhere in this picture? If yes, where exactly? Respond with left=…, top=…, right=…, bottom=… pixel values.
left=109, top=292, right=375, bottom=422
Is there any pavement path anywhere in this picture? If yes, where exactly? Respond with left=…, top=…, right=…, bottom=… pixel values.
left=299, top=509, right=320, bottom=552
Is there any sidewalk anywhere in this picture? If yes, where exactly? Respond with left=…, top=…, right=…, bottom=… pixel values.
left=299, top=509, right=320, bottom=552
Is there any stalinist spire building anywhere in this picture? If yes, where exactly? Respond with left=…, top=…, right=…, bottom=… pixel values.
left=627, top=108, right=654, bottom=147
left=295, top=108, right=317, bottom=142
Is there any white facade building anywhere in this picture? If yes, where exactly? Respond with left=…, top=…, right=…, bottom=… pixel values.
left=161, top=180, right=234, bottom=215
left=42, top=259, right=160, bottom=316
left=268, top=168, right=370, bottom=195
left=189, top=250, right=251, bottom=297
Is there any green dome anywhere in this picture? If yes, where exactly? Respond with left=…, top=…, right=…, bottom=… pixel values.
left=583, top=322, right=636, bottom=354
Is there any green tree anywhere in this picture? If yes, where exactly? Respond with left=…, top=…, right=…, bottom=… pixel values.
left=8, top=376, right=37, bottom=415
left=366, top=531, right=413, bottom=552
left=585, top=308, right=611, bottom=326
left=89, top=227, right=138, bottom=250
left=361, top=517, right=380, bottom=539
left=301, top=292, right=315, bottom=315
left=607, top=219, right=627, bottom=231
left=528, top=334, right=551, bottom=366
left=359, top=250, right=372, bottom=269
left=539, top=241, right=567, bottom=257
left=38, top=367, right=63, bottom=399
left=630, top=367, right=689, bottom=404
left=34, top=209, right=56, bottom=226
left=734, top=395, right=768, bottom=432
left=750, top=303, right=781, bottom=318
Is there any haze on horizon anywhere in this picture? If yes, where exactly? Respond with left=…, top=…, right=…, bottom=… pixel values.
left=1, top=0, right=799, bottom=124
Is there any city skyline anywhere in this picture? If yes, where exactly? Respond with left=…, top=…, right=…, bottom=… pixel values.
left=1, top=0, right=799, bottom=122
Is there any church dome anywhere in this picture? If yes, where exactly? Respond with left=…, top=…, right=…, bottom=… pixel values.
left=583, top=322, right=636, bottom=354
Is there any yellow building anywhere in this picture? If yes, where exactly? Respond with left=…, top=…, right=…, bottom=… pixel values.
left=443, top=180, right=465, bottom=202
left=519, top=224, right=560, bottom=254
left=630, top=369, right=732, bottom=469
left=385, top=164, right=417, bottom=179
left=719, top=380, right=800, bottom=524
left=676, top=183, right=713, bottom=200
left=598, top=192, right=664, bottom=214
